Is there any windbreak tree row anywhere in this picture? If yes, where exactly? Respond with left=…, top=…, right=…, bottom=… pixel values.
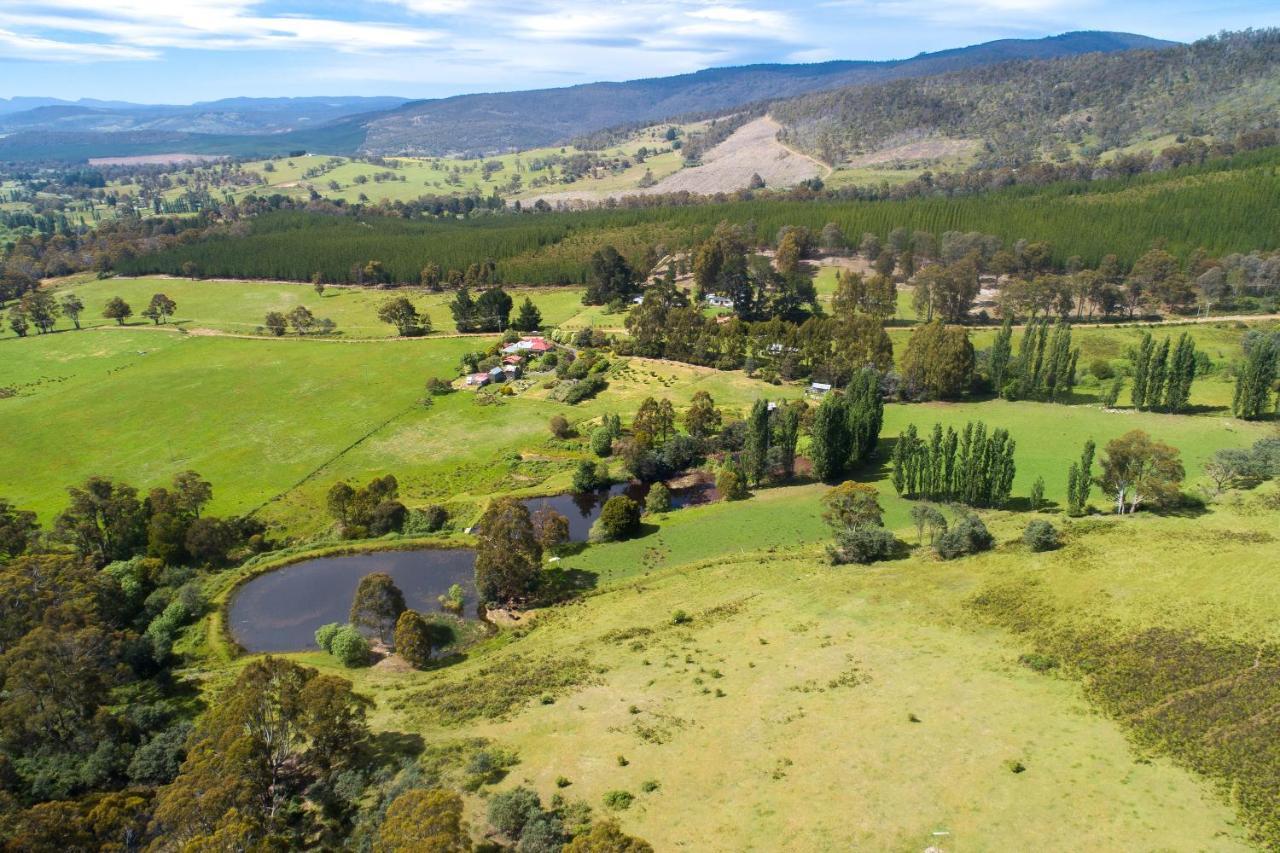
left=891, top=420, right=1017, bottom=508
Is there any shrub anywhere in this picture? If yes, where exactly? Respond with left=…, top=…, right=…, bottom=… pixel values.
left=572, top=459, right=607, bottom=492
left=127, top=721, right=193, bottom=785
left=395, top=610, right=456, bottom=668
left=934, top=513, right=994, bottom=559
left=404, top=504, right=449, bottom=535
left=1023, top=519, right=1061, bottom=552
left=1090, top=359, right=1115, bottom=380
left=640, top=779, right=660, bottom=793
left=671, top=609, right=691, bottom=625
left=330, top=624, right=370, bottom=667
left=590, top=427, right=614, bottom=457
left=314, top=622, right=343, bottom=652
left=717, top=468, right=748, bottom=501
left=602, top=790, right=634, bottom=811
left=549, top=414, right=572, bottom=439
left=558, top=376, right=607, bottom=404
left=590, top=496, right=641, bottom=542
left=644, top=483, right=671, bottom=514
left=369, top=500, right=408, bottom=535
left=425, top=377, right=453, bottom=395
left=488, top=785, right=542, bottom=839
left=438, top=583, right=465, bottom=614
left=829, top=524, right=897, bottom=564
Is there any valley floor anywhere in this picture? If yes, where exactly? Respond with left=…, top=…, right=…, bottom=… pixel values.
left=4, top=275, right=1278, bottom=849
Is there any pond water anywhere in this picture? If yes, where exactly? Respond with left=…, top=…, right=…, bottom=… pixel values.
left=521, top=479, right=714, bottom=541
left=228, top=549, right=476, bottom=653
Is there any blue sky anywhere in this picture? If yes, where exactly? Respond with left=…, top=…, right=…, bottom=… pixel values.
left=1, top=1, right=1277, bottom=103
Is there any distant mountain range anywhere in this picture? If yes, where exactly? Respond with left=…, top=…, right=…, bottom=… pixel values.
left=0, top=31, right=1177, bottom=162
left=0, top=96, right=410, bottom=136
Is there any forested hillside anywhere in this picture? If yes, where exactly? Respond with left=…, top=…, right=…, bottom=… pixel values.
left=772, top=29, right=1280, bottom=167
left=115, top=145, right=1280, bottom=285
left=0, top=32, right=1167, bottom=162
left=361, top=32, right=1170, bottom=156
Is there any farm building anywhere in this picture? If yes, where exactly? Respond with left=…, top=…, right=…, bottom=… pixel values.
left=465, top=372, right=491, bottom=387
left=706, top=295, right=734, bottom=308
left=502, top=336, right=554, bottom=355
left=807, top=382, right=832, bottom=397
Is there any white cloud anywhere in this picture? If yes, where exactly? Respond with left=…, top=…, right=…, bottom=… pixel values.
left=0, top=0, right=446, bottom=58
left=0, top=26, right=157, bottom=61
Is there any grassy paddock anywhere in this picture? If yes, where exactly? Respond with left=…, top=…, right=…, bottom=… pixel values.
left=285, top=494, right=1278, bottom=850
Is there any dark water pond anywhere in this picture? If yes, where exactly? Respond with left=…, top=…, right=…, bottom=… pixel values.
left=521, top=479, right=713, bottom=541
left=228, top=549, right=476, bottom=653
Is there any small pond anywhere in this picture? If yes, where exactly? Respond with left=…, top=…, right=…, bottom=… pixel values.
left=228, top=549, right=476, bottom=653
left=521, top=478, right=714, bottom=541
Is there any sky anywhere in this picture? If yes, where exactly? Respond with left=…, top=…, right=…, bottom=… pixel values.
left=1, top=0, right=1277, bottom=103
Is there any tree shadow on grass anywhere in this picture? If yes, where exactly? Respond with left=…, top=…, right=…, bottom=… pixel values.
left=368, top=731, right=425, bottom=764
left=1150, top=501, right=1211, bottom=519
left=1004, top=497, right=1062, bottom=513
left=537, top=567, right=599, bottom=605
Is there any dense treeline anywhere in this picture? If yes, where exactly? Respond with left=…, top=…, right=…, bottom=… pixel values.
left=773, top=30, right=1280, bottom=167
left=105, top=148, right=1280, bottom=286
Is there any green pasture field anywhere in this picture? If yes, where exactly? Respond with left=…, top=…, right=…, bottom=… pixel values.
left=5, top=267, right=1280, bottom=849
left=15, top=275, right=594, bottom=339
left=280, top=486, right=1280, bottom=850
left=0, top=300, right=1268, bottom=538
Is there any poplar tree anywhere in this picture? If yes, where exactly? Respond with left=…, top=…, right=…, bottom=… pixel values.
left=891, top=420, right=1016, bottom=508
left=1143, top=337, right=1170, bottom=410
left=846, top=367, right=884, bottom=464
left=742, top=399, right=771, bottom=486
left=774, top=403, right=800, bottom=480
left=1163, top=333, right=1197, bottom=413
left=1066, top=438, right=1096, bottom=516
left=810, top=393, right=851, bottom=482
left=989, top=316, right=1013, bottom=393
left=1233, top=336, right=1278, bottom=420
left=1131, top=331, right=1153, bottom=409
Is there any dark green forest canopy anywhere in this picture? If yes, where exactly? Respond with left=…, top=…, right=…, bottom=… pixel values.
left=119, top=147, right=1280, bottom=285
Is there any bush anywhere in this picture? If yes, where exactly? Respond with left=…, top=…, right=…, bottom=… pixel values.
left=590, top=427, right=614, bottom=457
left=590, top=496, right=641, bottom=542
left=330, top=624, right=370, bottom=667
left=645, top=482, right=671, bottom=514
left=1090, top=359, right=1115, bottom=380
left=934, top=513, right=994, bottom=560
left=127, top=721, right=193, bottom=785
left=829, top=524, right=897, bottom=564
left=672, top=609, right=692, bottom=625
left=439, top=583, right=465, bottom=614
left=549, top=414, right=572, bottom=439
left=314, top=622, right=343, bottom=652
left=572, top=459, right=607, bottom=492
left=717, top=468, right=748, bottom=501
left=602, top=790, right=634, bottom=811
left=369, top=500, right=408, bottom=535
left=558, top=376, right=607, bottom=404
left=488, top=785, right=542, bottom=839
left=425, top=377, right=453, bottom=395
left=404, top=504, right=449, bottom=535
left=1023, top=519, right=1061, bottom=552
